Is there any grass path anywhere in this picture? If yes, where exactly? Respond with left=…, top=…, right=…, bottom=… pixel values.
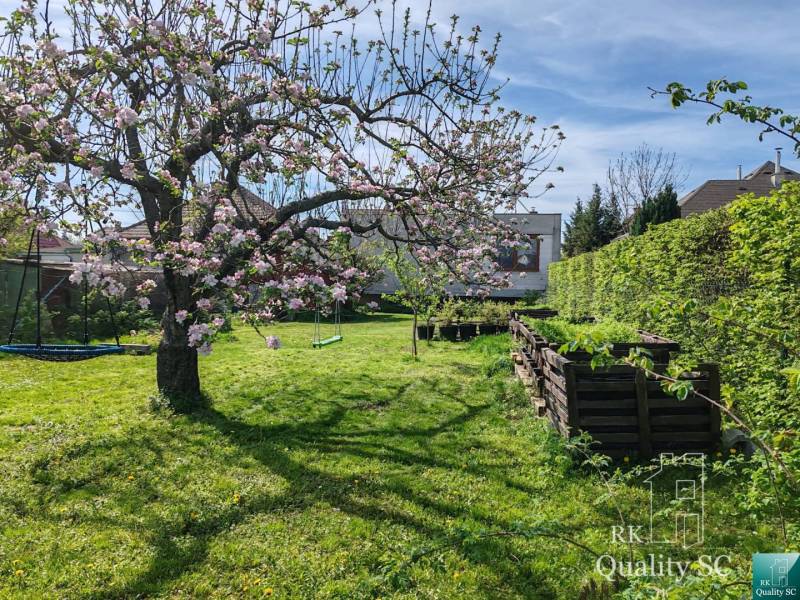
left=0, top=316, right=772, bottom=598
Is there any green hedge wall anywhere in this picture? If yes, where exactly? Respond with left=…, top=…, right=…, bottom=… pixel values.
left=548, top=182, right=800, bottom=437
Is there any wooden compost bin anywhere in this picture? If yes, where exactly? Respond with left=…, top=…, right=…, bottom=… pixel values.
left=540, top=347, right=721, bottom=459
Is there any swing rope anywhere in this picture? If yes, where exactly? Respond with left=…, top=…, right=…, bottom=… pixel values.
left=312, top=300, right=343, bottom=348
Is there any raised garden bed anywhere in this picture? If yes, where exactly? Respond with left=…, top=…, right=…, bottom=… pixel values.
left=519, top=318, right=680, bottom=365
left=458, top=323, right=478, bottom=341
left=416, top=324, right=435, bottom=341
left=540, top=347, right=721, bottom=459
left=438, top=324, right=459, bottom=341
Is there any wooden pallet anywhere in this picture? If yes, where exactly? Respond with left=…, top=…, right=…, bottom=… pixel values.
left=540, top=347, right=720, bottom=459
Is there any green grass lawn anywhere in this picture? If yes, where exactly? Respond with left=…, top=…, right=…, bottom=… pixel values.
left=0, top=315, right=780, bottom=598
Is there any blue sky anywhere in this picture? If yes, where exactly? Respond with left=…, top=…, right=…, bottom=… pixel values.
left=4, top=0, right=798, bottom=220
left=395, top=0, right=800, bottom=216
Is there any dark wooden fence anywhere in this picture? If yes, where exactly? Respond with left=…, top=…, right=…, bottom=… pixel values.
left=510, top=318, right=721, bottom=459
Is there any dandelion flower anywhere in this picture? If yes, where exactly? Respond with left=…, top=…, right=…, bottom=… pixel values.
left=264, top=588, right=274, bottom=596
left=14, top=569, right=23, bottom=577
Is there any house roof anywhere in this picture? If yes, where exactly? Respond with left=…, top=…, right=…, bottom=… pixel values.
left=678, top=160, right=800, bottom=217
left=117, top=187, right=275, bottom=240
left=38, top=233, right=79, bottom=250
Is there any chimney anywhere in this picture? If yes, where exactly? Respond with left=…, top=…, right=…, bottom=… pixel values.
left=737, top=165, right=742, bottom=180
left=772, top=148, right=785, bottom=187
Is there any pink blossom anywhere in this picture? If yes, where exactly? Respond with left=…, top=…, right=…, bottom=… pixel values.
left=288, top=298, right=304, bottom=311
left=138, top=297, right=151, bottom=309
left=196, top=298, right=212, bottom=310
left=114, top=107, right=139, bottom=129
left=121, top=162, right=137, bottom=179
left=175, top=309, right=189, bottom=324
left=265, top=335, right=281, bottom=350
left=367, top=301, right=379, bottom=311
left=15, top=104, right=36, bottom=119
left=331, top=284, right=347, bottom=302
left=30, top=83, right=51, bottom=97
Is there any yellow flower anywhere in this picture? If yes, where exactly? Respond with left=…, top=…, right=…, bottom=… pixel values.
left=453, top=571, right=461, bottom=579
left=190, top=512, right=198, bottom=520
left=127, top=474, right=135, bottom=481
left=11, top=560, right=20, bottom=566
left=623, top=456, right=630, bottom=463
left=264, top=588, right=274, bottom=596
left=233, top=493, right=241, bottom=504
left=729, top=448, right=737, bottom=454
left=14, top=570, right=23, bottom=577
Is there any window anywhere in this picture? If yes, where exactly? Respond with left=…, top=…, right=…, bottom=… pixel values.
left=497, top=237, right=540, bottom=272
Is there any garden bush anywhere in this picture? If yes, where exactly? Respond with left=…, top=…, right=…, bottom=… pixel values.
left=547, top=182, right=800, bottom=520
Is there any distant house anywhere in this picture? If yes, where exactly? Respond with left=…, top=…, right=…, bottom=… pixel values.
left=348, top=210, right=561, bottom=299
left=0, top=231, right=82, bottom=317
left=116, top=187, right=275, bottom=249
left=679, top=151, right=800, bottom=217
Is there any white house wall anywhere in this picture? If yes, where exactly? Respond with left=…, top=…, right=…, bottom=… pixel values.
left=353, top=213, right=561, bottom=299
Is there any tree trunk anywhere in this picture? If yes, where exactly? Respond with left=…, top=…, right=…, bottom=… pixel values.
left=411, top=310, right=418, bottom=357
left=156, top=270, right=204, bottom=411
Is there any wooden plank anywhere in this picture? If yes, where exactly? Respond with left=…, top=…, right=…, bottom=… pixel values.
left=577, top=398, right=637, bottom=411
left=647, top=397, right=708, bottom=409
left=564, top=363, right=580, bottom=438
left=650, top=414, right=710, bottom=427
left=651, top=432, right=713, bottom=443
left=579, top=415, right=639, bottom=427
left=575, top=380, right=635, bottom=392
left=570, top=364, right=638, bottom=377
left=532, top=398, right=547, bottom=417
left=635, top=369, right=653, bottom=459
left=543, top=348, right=570, bottom=370
left=590, top=432, right=639, bottom=444
left=544, top=378, right=568, bottom=405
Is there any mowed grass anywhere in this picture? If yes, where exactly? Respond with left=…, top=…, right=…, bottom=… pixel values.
left=0, top=315, right=776, bottom=598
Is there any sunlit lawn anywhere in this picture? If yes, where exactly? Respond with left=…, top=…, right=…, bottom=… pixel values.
left=0, top=315, right=775, bottom=598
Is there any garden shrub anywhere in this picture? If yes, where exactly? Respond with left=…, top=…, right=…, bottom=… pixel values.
left=547, top=182, right=800, bottom=517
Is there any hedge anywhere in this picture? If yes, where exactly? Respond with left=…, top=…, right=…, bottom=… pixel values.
left=548, top=182, right=800, bottom=447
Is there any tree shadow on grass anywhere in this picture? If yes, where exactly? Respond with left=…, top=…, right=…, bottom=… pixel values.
left=75, top=398, right=562, bottom=599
